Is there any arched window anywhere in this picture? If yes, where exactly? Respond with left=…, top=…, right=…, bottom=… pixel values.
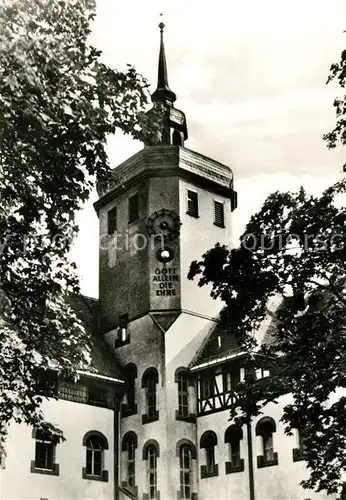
left=176, top=440, right=197, bottom=500
left=180, top=445, right=192, bottom=499
left=122, top=364, right=138, bottom=417
left=122, top=432, right=138, bottom=491
left=142, top=368, right=159, bottom=424
left=200, top=431, right=218, bottom=478
left=224, top=425, right=244, bottom=473
left=255, top=417, right=278, bottom=468
left=172, top=129, right=184, bottom=146
left=143, top=440, right=160, bottom=500
left=31, top=429, right=59, bottom=476
left=293, top=425, right=307, bottom=462
left=82, top=431, right=108, bottom=481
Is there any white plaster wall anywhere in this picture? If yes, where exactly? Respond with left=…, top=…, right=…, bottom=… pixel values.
left=163, top=313, right=217, bottom=500
left=194, top=394, right=342, bottom=500
left=252, top=396, right=331, bottom=500
left=179, top=178, right=233, bottom=319
left=197, top=410, right=249, bottom=500
left=105, top=314, right=169, bottom=499
left=1, top=398, right=114, bottom=500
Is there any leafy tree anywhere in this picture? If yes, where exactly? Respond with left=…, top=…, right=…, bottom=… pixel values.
left=323, top=44, right=346, bottom=167
left=189, top=182, right=346, bottom=497
left=188, top=43, right=346, bottom=498
left=0, top=0, right=149, bottom=440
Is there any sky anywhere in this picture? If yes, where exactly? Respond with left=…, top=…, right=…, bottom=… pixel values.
left=72, top=0, right=346, bottom=298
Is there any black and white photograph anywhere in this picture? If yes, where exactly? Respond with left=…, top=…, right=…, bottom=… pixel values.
left=1, top=1, right=346, bottom=499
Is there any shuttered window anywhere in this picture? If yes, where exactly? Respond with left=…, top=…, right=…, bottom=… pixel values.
left=107, top=207, right=117, bottom=235
left=187, top=190, right=198, bottom=217
left=213, top=201, right=224, bottom=227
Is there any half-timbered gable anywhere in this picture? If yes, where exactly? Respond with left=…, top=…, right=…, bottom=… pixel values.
left=190, top=311, right=277, bottom=417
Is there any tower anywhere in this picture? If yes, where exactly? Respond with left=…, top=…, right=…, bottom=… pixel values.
left=95, top=23, right=237, bottom=333
left=94, top=23, right=238, bottom=500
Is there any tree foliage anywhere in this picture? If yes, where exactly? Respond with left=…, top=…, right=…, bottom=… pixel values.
left=0, top=0, right=149, bottom=439
left=189, top=33, right=346, bottom=498
left=189, top=181, right=346, bottom=496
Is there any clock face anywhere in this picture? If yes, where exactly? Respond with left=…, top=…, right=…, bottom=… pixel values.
left=147, top=209, right=181, bottom=241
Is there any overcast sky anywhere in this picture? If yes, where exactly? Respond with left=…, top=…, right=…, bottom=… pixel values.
left=73, top=0, right=346, bottom=297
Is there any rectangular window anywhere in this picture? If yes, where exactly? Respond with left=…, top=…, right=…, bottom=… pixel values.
left=127, top=441, right=136, bottom=487
left=88, top=386, right=109, bottom=406
left=256, top=367, right=270, bottom=380
left=147, top=448, right=157, bottom=499
left=180, top=446, right=192, bottom=499
left=213, top=200, right=225, bottom=227
left=147, top=378, right=157, bottom=419
left=223, top=368, right=240, bottom=393
left=178, top=374, right=189, bottom=418
left=107, top=206, right=117, bottom=235
left=35, top=433, right=54, bottom=470
left=86, top=448, right=102, bottom=476
left=35, top=442, right=53, bottom=470
left=298, top=427, right=307, bottom=452
left=200, top=377, right=214, bottom=399
left=35, top=370, right=58, bottom=396
left=263, top=435, right=274, bottom=463
left=230, top=441, right=241, bottom=466
left=128, top=193, right=139, bottom=223
left=118, top=313, right=129, bottom=343
left=187, top=190, right=198, bottom=217
left=205, top=447, right=215, bottom=473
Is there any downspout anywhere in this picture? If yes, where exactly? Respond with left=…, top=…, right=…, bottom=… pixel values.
left=247, top=419, right=255, bottom=500
left=114, top=396, right=120, bottom=500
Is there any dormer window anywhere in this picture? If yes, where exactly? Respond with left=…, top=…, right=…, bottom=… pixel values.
left=129, top=193, right=139, bottom=223
left=256, top=367, right=270, bottom=380
left=187, top=190, right=198, bottom=218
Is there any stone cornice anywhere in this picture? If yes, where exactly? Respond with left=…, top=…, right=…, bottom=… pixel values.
left=95, top=146, right=234, bottom=212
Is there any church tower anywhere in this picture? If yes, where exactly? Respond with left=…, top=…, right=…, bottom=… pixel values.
left=95, top=22, right=237, bottom=333
left=94, top=23, right=237, bottom=500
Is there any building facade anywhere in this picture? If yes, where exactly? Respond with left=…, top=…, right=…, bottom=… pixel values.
left=0, top=24, right=333, bottom=500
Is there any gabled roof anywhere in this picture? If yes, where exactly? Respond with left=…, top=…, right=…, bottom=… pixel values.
left=189, top=315, right=243, bottom=371
left=68, top=294, right=125, bottom=383
left=189, top=299, right=282, bottom=372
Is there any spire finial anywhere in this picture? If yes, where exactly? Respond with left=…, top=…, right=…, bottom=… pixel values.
left=151, top=16, right=176, bottom=105
left=159, top=13, right=165, bottom=33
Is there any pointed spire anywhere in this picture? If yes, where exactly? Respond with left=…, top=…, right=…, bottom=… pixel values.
left=151, top=21, right=176, bottom=105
